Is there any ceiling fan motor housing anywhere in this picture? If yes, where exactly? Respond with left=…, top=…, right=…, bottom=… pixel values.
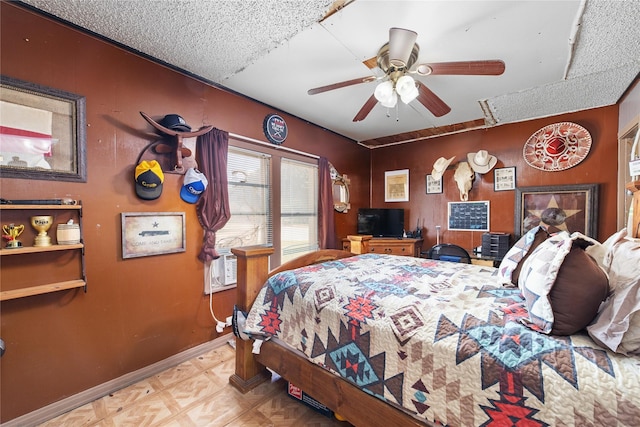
left=377, top=42, right=420, bottom=75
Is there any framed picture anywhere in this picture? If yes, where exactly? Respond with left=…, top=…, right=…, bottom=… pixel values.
left=426, top=174, right=443, bottom=194
left=515, top=184, right=598, bottom=238
left=0, top=75, right=87, bottom=182
left=121, top=212, right=186, bottom=259
left=494, top=167, right=516, bottom=191
left=385, top=169, right=409, bottom=202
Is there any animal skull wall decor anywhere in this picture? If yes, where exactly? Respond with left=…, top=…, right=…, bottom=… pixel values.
left=454, top=161, right=475, bottom=201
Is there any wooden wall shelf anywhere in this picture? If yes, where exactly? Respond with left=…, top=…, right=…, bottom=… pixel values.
left=0, top=203, right=87, bottom=301
left=0, top=280, right=86, bottom=301
left=0, top=243, right=83, bottom=256
left=0, top=204, right=82, bottom=210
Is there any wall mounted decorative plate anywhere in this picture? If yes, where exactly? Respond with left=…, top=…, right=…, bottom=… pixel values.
left=523, top=122, right=592, bottom=171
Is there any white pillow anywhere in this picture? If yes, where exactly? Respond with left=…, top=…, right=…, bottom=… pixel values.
left=588, top=237, right=640, bottom=355
left=585, top=228, right=627, bottom=280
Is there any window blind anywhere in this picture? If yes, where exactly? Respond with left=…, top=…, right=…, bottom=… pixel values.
left=215, top=147, right=272, bottom=251
left=281, top=157, right=318, bottom=263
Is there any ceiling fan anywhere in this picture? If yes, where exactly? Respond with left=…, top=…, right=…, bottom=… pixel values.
left=308, top=27, right=505, bottom=122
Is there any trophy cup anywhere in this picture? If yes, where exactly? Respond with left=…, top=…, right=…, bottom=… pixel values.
left=30, top=215, right=54, bottom=247
left=2, top=223, right=25, bottom=248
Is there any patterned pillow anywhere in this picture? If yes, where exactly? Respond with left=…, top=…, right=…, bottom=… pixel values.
left=587, top=237, right=640, bottom=354
left=497, top=226, right=548, bottom=286
left=517, top=232, right=574, bottom=333
left=517, top=232, right=609, bottom=335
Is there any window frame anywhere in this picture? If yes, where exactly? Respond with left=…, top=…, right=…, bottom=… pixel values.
left=226, top=138, right=319, bottom=267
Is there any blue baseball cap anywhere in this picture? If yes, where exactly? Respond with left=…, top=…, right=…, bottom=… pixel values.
left=180, top=168, right=208, bottom=203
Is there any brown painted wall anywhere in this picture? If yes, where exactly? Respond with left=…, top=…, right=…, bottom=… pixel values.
left=0, top=3, right=369, bottom=422
left=370, top=106, right=620, bottom=253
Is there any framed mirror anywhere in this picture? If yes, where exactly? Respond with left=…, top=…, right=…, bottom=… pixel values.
left=330, top=163, right=350, bottom=213
left=0, top=75, right=87, bottom=182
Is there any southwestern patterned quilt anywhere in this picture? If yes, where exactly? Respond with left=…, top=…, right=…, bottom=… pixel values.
left=243, top=254, right=640, bottom=426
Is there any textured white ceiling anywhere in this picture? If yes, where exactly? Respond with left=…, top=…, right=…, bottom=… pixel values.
left=18, top=0, right=640, bottom=146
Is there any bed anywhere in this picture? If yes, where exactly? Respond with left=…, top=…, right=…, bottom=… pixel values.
left=229, top=185, right=640, bottom=427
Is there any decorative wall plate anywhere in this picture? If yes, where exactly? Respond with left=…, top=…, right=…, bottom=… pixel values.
left=523, top=122, right=592, bottom=171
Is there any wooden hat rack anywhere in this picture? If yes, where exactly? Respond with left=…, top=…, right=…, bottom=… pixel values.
left=140, top=111, right=213, bottom=174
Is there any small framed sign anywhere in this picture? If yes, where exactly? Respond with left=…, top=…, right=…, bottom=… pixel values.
left=426, top=174, right=442, bottom=194
left=494, top=167, right=516, bottom=191
left=263, top=113, right=288, bottom=145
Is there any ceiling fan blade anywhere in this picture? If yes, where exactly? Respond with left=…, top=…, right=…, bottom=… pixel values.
left=416, top=82, right=451, bottom=117
left=416, top=60, right=505, bottom=76
left=353, top=95, right=378, bottom=122
left=388, top=27, right=418, bottom=67
left=308, top=76, right=376, bottom=95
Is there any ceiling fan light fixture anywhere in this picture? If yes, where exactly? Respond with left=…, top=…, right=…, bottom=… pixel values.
left=374, top=81, right=397, bottom=107
left=396, top=75, right=419, bottom=104
left=380, top=91, right=398, bottom=108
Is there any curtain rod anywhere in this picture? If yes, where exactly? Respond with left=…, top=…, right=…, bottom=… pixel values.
left=228, top=132, right=319, bottom=160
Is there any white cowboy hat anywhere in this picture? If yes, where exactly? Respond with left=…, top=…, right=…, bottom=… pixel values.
left=431, top=156, right=455, bottom=181
left=467, top=150, right=497, bottom=174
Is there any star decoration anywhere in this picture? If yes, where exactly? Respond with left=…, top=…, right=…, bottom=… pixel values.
left=526, top=195, right=582, bottom=232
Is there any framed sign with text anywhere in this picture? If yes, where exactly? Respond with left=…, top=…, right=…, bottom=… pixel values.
left=121, top=212, right=186, bottom=259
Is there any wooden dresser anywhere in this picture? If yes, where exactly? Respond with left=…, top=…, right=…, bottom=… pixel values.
left=343, top=235, right=423, bottom=258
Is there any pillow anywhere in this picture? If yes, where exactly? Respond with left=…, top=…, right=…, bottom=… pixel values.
left=587, top=237, right=640, bottom=354
left=497, top=226, right=549, bottom=286
left=547, top=240, right=609, bottom=335
left=584, top=228, right=627, bottom=279
left=518, top=232, right=609, bottom=335
left=517, top=232, right=573, bottom=332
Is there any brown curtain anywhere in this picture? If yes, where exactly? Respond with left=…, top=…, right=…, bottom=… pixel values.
left=318, top=157, right=336, bottom=249
left=196, top=128, right=231, bottom=262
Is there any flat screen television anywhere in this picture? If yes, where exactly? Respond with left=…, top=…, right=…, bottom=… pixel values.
left=357, top=208, right=405, bottom=238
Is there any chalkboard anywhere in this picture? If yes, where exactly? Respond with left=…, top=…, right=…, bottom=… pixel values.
left=448, top=201, right=490, bottom=231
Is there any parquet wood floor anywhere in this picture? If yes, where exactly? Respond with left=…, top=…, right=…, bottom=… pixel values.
left=38, top=342, right=350, bottom=426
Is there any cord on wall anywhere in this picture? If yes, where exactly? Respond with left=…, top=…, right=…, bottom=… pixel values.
left=207, top=261, right=232, bottom=333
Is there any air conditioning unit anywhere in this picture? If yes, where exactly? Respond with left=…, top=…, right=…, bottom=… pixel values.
left=205, top=252, right=238, bottom=294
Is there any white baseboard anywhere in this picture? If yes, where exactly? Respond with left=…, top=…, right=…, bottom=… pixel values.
left=2, top=336, right=231, bottom=427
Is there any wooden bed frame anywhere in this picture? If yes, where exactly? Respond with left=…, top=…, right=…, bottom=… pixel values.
left=228, top=181, right=640, bottom=426
left=228, top=246, right=426, bottom=426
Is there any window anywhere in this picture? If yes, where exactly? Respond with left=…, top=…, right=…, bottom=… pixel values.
left=214, top=142, right=319, bottom=267
left=281, top=158, right=318, bottom=263
left=215, top=147, right=272, bottom=251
